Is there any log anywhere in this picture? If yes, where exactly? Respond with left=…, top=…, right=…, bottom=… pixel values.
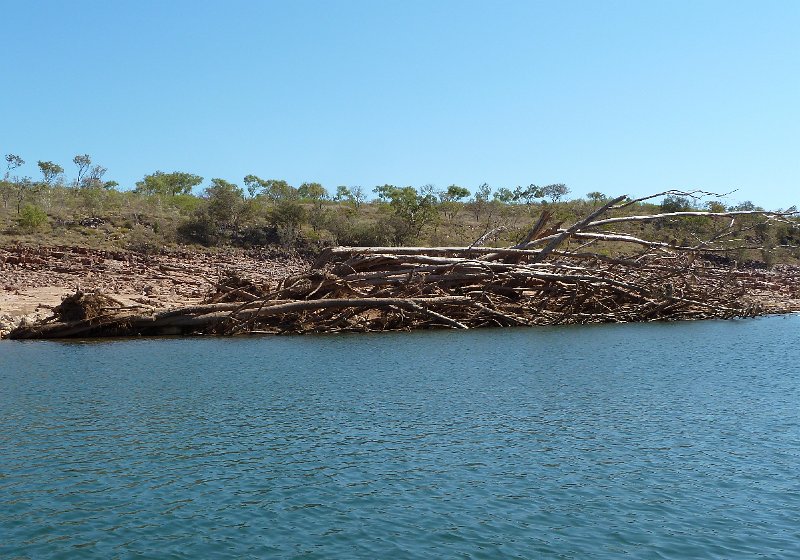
left=9, top=191, right=797, bottom=340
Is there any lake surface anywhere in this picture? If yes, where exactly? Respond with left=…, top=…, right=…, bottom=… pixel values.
left=2, top=315, right=800, bottom=559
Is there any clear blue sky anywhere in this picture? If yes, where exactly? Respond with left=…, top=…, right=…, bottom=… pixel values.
left=2, top=0, right=798, bottom=209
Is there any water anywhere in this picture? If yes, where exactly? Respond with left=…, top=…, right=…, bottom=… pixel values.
left=2, top=316, right=800, bottom=559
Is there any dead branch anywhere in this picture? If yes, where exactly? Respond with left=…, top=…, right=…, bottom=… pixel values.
left=9, top=192, right=799, bottom=340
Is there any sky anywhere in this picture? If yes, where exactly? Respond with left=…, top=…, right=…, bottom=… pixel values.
left=1, top=0, right=798, bottom=209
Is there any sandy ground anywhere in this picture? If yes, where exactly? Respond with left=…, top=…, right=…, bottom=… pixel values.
left=0, top=244, right=309, bottom=337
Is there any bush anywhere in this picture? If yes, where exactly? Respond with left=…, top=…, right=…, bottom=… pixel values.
left=231, top=224, right=286, bottom=247
left=18, top=204, right=48, bottom=231
left=269, top=201, right=306, bottom=231
left=125, top=225, right=165, bottom=255
left=660, top=195, right=694, bottom=213
left=177, top=211, right=219, bottom=246
left=169, top=194, right=204, bottom=215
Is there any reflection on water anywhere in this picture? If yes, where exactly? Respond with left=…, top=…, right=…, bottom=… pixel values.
left=2, top=316, right=800, bottom=558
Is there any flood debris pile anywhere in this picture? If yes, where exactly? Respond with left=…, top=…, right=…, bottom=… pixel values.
left=8, top=192, right=798, bottom=339
left=205, top=271, right=271, bottom=304
left=52, top=291, right=128, bottom=322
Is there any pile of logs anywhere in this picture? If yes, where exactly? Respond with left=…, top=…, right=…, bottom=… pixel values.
left=8, top=192, right=798, bottom=339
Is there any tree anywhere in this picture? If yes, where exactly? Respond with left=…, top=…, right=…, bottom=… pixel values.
left=244, top=176, right=297, bottom=202
left=439, top=184, right=470, bottom=221
left=205, top=178, right=244, bottom=229
left=732, top=201, right=761, bottom=212
left=136, top=171, right=203, bottom=196
left=660, top=195, right=694, bottom=213
left=297, top=182, right=328, bottom=232
left=475, top=183, right=492, bottom=201
left=243, top=174, right=268, bottom=199
left=542, top=183, right=570, bottom=203
left=11, top=177, right=36, bottom=214
left=386, top=186, right=439, bottom=242
left=81, top=165, right=108, bottom=189
left=5, top=154, right=24, bottom=178
left=349, top=186, right=367, bottom=210
left=334, top=185, right=366, bottom=210
left=269, top=201, right=306, bottom=245
left=493, top=188, right=515, bottom=203
left=2, top=154, right=25, bottom=210
left=587, top=191, right=607, bottom=205
left=297, top=182, right=329, bottom=206
left=373, top=184, right=398, bottom=202
left=334, top=185, right=351, bottom=201
left=269, top=201, right=305, bottom=228
left=73, top=154, right=91, bottom=187
left=37, top=161, right=64, bottom=186
left=439, top=184, right=470, bottom=203
left=512, top=184, right=544, bottom=205
left=467, top=183, right=492, bottom=221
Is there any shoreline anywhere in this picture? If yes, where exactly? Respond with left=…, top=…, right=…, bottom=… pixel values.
left=0, top=244, right=309, bottom=338
left=3, top=243, right=800, bottom=340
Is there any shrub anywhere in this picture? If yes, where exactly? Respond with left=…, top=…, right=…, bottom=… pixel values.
left=18, top=204, right=48, bottom=231
left=125, top=225, right=165, bottom=255
left=177, top=211, right=219, bottom=246
left=268, top=201, right=306, bottom=232
left=660, top=195, right=694, bottom=213
left=322, top=210, right=387, bottom=246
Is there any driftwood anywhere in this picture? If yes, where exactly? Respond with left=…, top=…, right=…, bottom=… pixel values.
left=9, top=192, right=799, bottom=339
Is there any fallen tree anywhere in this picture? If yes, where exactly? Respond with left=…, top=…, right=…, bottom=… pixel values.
left=8, top=191, right=799, bottom=339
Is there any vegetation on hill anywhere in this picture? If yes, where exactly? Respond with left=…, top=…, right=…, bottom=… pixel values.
left=1, top=152, right=798, bottom=265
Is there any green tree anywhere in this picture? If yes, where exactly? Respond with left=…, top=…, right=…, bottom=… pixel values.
left=660, top=195, right=694, bottom=213
left=245, top=177, right=297, bottom=202
left=587, top=191, right=607, bottom=205
left=297, top=182, right=328, bottom=231
left=373, top=184, right=398, bottom=202
left=297, top=182, right=329, bottom=206
left=494, top=188, right=515, bottom=204
left=467, top=183, right=492, bottom=221
left=269, top=200, right=305, bottom=229
left=243, top=175, right=263, bottom=198
left=542, top=183, right=570, bottom=203
left=336, top=185, right=366, bottom=210
left=81, top=165, right=108, bottom=189
left=386, top=186, right=438, bottom=243
left=513, top=184, right=544, bottom=204
left=136, top=171, right=203, bottom=196
left=439, top=184, right=470, bottom=203
left=334, top=185, right=352, bottom=201
left=73, top=154, right=92, bottom=187
left=269, top=200, right=307, bottom=244
left=349, top=186, right=367, bottom=210
left=732, top=201, right=761, bottom=211
left=37, top=161, right=64, bottom=186
left=10, top=177, right=38, bottom=214
left=4, top=154, right=24, bottom=178
left=2, top=154, right=25, bottom=209
left=205, top=178, right=244, bottom=229
left=439, top=184, right=470, bottom=221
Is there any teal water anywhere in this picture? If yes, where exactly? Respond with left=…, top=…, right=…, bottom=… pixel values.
left=2, top=316, right=800, bottom=559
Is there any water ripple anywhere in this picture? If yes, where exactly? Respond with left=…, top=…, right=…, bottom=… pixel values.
left=2, top=316, right=800, bottom=558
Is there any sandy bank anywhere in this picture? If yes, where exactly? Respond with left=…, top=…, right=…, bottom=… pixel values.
left=0, top=244, right=309, bottom=337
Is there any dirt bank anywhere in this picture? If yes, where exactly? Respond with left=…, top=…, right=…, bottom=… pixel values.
left=3, top=243, right=799, bottom=339
left=0, top=244, right=310, bottom=337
